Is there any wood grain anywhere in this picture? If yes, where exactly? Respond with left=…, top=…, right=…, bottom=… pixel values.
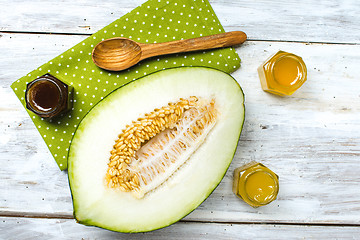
left=1, top=33, right=359, bottom=225
left=1, top=217, right=360, bottom=239
left=0, top=0, right=359, bottom=43
left=140, top=31, right=247, bottom=59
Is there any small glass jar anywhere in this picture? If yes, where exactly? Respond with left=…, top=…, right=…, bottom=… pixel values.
left=25, top=74, right=73, bottom=119
left=258, top=51, right=307, bottom=96
left=233, top=162, right=279, bottom=208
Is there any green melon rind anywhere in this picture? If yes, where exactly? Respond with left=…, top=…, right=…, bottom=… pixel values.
left=68, top=66, right=245, bottom=233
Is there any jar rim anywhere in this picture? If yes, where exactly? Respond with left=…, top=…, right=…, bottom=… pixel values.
left=26, top=77, right=64, bottom=115
left=238, top=164, right=279, bottom=206
left=269, top=52, right=307, bottom=89
left=242, top=169, right=278, bottom=204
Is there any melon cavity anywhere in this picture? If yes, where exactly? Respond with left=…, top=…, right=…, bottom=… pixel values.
left=68, top=67, right=245, bottom=232
left=107, top=96, right=218, bottom=198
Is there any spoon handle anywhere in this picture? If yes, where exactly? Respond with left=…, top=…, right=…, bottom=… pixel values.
left=139, top=31, right=247, bottom=60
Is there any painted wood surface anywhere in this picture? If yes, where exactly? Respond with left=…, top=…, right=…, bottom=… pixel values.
left=1, top=32, right=359, bottom=223
left=0, top=0, right=359, bottom=43
left=1, top=0, right=360, bottom=238
left=1, top=217, right=360, bottom=240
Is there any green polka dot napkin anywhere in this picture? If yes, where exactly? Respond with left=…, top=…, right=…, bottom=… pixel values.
left=11, top=0, right=241, bottom=170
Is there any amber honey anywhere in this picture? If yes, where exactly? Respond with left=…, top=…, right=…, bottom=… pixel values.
left=258, top=51, right=307, bottom=96
left=25, top=74, right=73, bottom=119
left=233, top=162, right=279, bottom=208
left=27, top=80, right=61, bottom=112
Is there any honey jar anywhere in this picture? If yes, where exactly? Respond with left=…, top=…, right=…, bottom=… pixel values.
left=233, top=162, right=279, bottom=208
left=25, top=74, right=73, bottom=119
left=258, top=51, right=307, bottom=96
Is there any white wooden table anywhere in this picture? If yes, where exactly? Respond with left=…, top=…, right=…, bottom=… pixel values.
left=1, top=0, right=360, bottom=238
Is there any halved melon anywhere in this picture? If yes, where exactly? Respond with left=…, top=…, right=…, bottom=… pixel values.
left=68, top=67, right=245, bottom=232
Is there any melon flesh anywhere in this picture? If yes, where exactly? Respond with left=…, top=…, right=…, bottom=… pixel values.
left=68, top=67, right=245, bottom=232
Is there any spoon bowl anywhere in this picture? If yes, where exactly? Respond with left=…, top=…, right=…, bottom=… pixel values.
left=92, top=31, right=247, bottom=71
left=92, top=38, right=143, bottom=71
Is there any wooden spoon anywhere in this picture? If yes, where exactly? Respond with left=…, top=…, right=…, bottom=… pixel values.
left=92, top=31, right=247, bottom=71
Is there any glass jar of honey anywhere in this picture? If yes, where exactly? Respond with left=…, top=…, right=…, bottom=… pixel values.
left=258, top=51, right=307, bottom=96
left=233, top=162, right=279, bottom=208
left=25, top=74, right=73, bottom=119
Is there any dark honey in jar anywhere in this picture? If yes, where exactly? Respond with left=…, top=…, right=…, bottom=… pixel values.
left=25, top=74, right=73, bottom=119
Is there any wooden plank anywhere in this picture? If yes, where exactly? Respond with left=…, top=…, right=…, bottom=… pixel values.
left=1, top=217, right=360, bottom=239
left=0, top=0, right=359, bottom=43
left=1, top=33, right=360, bottom=224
